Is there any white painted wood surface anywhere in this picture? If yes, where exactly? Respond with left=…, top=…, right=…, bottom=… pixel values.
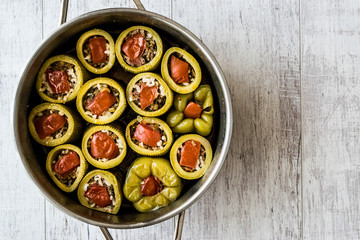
left=0, top=0, right=359, bottom=239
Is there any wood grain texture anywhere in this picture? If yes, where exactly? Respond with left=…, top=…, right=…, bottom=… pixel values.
left=302, top=0, right=360, bottom=239
left=172, top=0, right=301, bottom=239
left=0, top=1, right=46, bottom=240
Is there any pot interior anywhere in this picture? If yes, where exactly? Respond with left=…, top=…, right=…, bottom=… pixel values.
left=14, top=9, right=231, bottom=228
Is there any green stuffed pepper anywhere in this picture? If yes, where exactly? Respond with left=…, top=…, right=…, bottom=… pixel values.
left=123, top=157, right=182, bottom=212
left=46, top=144, right=88, bottom=192
left=78, top=169, right=123, bottom=214
left=166, top=84, right=214, bottom=136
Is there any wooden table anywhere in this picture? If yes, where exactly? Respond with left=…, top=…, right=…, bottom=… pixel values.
left=1, top=0, right=359, bottom=239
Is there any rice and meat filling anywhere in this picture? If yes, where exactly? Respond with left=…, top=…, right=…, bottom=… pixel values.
left=83, top=175, right=116, bottom=212
left=130, top=120, right=167, bottom=150
left=122, top=29, right=157, bottom=67
left=34, top=109, right=68, bottom=140
left=83, top=84, right=120, bottom=119
left=83, top=35, right=111, bottom=68
left=52, top=149, right=80, bottom=186
left=87, top=130, right=124, bottom=162
left=129, top=77, right=167, bottom=111
left=177, top=141, right=206, bottom=172
left=39, top=61, right=77, bottom=100
left=169, top=53, right=196, bottom=86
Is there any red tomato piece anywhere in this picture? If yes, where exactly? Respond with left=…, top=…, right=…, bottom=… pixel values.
left=53, top=151, right=80, bottom=176
left=170, top=55, right=189, bottom=83
left=86, top=90, right=117, bottom=116
left=34, top=113, right=67, bottom=139
left=134, top=123, right=161, bottom=148
left=140, top=83, right=159, bottom=110
left=140, top=176, right=163, bottom=196
left=89, top=37, right=107, bottom=64
left=180, top=140, right=201, bottom=170
left=90, top=131, right=119, bottom=159
left=45, top=69, right=70, bottom=94
left=85, top=184, right=112, bottom=208
left=183, top=101, right=203, bottom=119
left=121, top=33, right=146, bottom=63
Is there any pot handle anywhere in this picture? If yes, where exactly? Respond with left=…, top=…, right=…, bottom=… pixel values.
left=58, top=0, right=186, bottom=239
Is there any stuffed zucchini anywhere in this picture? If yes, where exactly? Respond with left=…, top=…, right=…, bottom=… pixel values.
left=161, top=47, right=201, bottom=94
left=46, top=144, right=88, bottom=192
left=125, top=116, right=173, bottom=156
left=167, top=84, right=214, bottom=136
left=28, top=103, right=83, bottom=147
left=76, top=29, right=115, bottom=74
left=170, top=134, right=212, bottom=180
left=115, top=26, right=163, bottom=74
left=81, top=124, right=127, bottom=169
left=126, top=72, right=173, bottom=117
left=78, top=170, right=122, bottom=214
left=76, top=78, right=126, bottom=124
left=123, top=157, right=182, bottom=212
left=36, top=55, right=86, bottom=103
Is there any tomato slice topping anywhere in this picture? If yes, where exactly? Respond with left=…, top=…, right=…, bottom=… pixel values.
left=86, top=90, right=117, bottom=116
left=85, top=184, right=112, bottom=208
left=90, top=131, right=119, bottom=159
left=45, top=69, right=70, bottom=94
left=134, top=123, right=161, bottom=148
left=139, top=83, right=159, bottom=110
left=180, top=140, right=201, bottom=170
left=34, top=113, right=67, bottom=139
left=89, top=36, right=107, bottom=64
left=184, top=101, right=203, bottom=119
left=121, top=33, right=146, bottom=63
left=140, top=176, right=163, bottom=196
left=53, top=151, right=80, bottom=176
left=170, top=55, right=189, bottom=84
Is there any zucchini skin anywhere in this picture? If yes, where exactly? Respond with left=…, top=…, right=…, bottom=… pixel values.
left=77, top=169, right=122, bottom=214
left=76, top=77, right=126, bottom=125
left=170, top=134, right=213, bottom=180
left=115, top=26, right=163, bottom=74
left=166, top=84, right=214, bottom=136
left=123, top=157, right=182, bottom=212
left=36, top=55, right=87, bottom=103
left=125, top=117, right=173, bottom=156
left=76, top=29, right=116, bottom=74
left=126, top=72, right=173, bottom=117
left=28, top=103, right=83, bottom=147
left=161, top=47, right=201, bottom=94
left=81, top=124, right=127, bottom=169
left=46, top=144, right=88, bottom=192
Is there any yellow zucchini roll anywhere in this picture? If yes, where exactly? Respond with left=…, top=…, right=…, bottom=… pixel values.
left=115, top=26, right=163, bottom=74
left=76, top=78, right=126, bottom=124
left=78, top=170, right=122, bottom=214
left=28, top=103, right=83, bottom=147
left=76, top=29, right=115, bottom=74
left=126, top=72, right=173, bottom=117
left=81, top=124, right=127, bottom=169
left=125, top=116, right=173, bottom=156
left=123, top=157, right=182, bottom=212
left=161, top=47, right=201, bottom=94
left=170, top=134, right=212, bottom=180
left=36, top=55, right=86, bottom=103
left=46, top=144, right=88, bottom=192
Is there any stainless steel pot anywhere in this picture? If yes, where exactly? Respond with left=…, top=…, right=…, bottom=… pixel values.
left=13, top=0, right=233, bottom=239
